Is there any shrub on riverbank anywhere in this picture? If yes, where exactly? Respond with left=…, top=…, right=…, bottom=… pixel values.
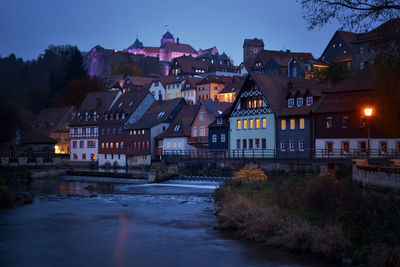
left=213, top=175, right=400, bottom=264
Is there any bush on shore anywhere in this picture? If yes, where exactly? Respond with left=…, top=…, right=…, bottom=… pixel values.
left=214, top=174, right=400, bottom=264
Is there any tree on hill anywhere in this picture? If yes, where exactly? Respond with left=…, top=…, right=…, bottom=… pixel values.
left=64, top=47, right=86, bottom=83
left=113, top=62, right=143, bottom=76
left=298, top=0, right=400, bottom=31
left=319, top=62, right=352, bottom=84
left=57, top=76, right=106, bottom=108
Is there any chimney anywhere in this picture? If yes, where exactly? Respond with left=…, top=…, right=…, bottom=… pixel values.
left=158, top=92, right=163, bottom=104
left=177, top=38, right=180, bottom=44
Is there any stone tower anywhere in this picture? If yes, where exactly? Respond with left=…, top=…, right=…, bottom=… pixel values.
left=243, top=38, right=264, bottom=64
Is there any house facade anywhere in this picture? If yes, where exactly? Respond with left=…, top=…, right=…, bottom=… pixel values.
left=70, top=91, right=120, bottom=165
left=98, top=90, right=155, bottom=167
left=277, top=82, right=324, bottom=159
left=126, top=98, right=185, bottom=165
left=181, top=77, right=202, bottom=104
left=229, top=74, right=284, bottom=158
left=208, top=112, right=230, bottom=150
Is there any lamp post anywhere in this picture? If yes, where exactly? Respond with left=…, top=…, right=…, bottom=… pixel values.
left=364, top=107, right=373, bottom=158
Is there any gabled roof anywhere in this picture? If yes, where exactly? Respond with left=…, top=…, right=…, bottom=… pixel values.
left=129, top=98, right=184, bottom=129
left=218, top=76, right=246, bottom=94
left=197, top=74, right=229, bottom=85
left=20, top=123, right=57, bottom=145
left=330, top=66, right=374, bottom=92
left=171, top=57, right=209, bottom=74
left=250, top=74, right=322, bottom=112
left=164, top=75, right=185, bottom=85
left=128, top=76, right=155, bottom=87
left=199, top=100, right=232, bottom=123
left=163, top=42, right=197, bottom=54
left=156, top=104, right=199, bottom=139
left=160, top=75, right=178, bottom=87
left=162, top=31, right=174, bottom=39
left=128, top=38, right=144, bottom=50
left=353, top=18, right=400, bottom=43
left=71, top=91, right=120, bottom=126
left=34, top=106, right=76, bottom=135
left=107, top=90, right=150, bottom=118
left=182, top=77, right=202, bottom=91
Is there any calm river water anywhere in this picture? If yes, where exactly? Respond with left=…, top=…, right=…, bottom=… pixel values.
left=0, top=177, right=337, bottom=267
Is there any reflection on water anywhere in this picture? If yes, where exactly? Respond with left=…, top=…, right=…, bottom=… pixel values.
left=0, top=178, right=338, bottom=267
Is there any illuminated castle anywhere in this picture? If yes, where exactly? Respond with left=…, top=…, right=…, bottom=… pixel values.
left=126, top=31, right=218, bottom=62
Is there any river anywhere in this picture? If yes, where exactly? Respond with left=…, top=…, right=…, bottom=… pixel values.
left=0, top=177, right=337, bottom=267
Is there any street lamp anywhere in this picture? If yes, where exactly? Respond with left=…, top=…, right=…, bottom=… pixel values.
left=364, top=107, right=373, bottom=158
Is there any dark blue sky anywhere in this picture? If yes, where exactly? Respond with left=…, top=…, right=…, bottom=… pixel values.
left=1, top=0, right=342, bottom=64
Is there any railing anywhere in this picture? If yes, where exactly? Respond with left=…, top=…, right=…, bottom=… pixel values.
left=160, top=148, right=400, bottom=161
left=70, top=133, right=99, bottom=139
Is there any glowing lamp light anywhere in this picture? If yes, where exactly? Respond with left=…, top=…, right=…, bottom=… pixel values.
left=364, top=107, right=373, bottom=117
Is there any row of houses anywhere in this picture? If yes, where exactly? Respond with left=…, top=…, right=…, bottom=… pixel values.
left=67, top=65, right=399, bottom=167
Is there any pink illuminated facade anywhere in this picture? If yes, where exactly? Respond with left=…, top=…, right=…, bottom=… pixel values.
left=126, top=31, right=218, bottom=62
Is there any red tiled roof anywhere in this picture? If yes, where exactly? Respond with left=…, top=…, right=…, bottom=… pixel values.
left=128, top=76, right=156, bottom=87
left=337, top=31, right=358, bottom=45
left=330, top=66, right=374, bottom=92
left=159, top=75, right=178, bottom=87
left=145, top=47, right=160, bottom=53
left=172, top=57, right=209, bottom=74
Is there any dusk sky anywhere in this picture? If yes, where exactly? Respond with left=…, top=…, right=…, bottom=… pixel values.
left=1, top=0, right=343, bottom=64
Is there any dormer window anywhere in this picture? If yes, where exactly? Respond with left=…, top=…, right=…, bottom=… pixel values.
left=174, top=125, right=180, bottom=132
left=121, top=113, right=125, bottom=119
left=118, top=102, right=123, bottom=108
left=110, top=114, right=114, bottom=120
left=116, top=113, right=119, bottom=120
left=105, top=114, right=108, bottom=120
left=217, top=118, right=223, bottom=125
left=306, top=96, right=313, bottom=106
left=157, top=112, right=165, bottom=118
left=129, top=101, right=133, bottom=106
left=297, top=98, right=303, bottom=107
left=288, top=98, right=294, bottom=108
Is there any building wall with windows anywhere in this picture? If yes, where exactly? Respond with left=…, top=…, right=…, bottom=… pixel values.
left=162, top=137, right=190, bottom=154
left=229, top=114, right=275, bottom=158
left=149, top=81, right=166, bottom=100
left=276, top=116, right=312, bottom=159
left=208, top=125, right=229, bottom=150
left=165, top=82, right=184, bottom=100
left=70, top=126, right=99, bottom=164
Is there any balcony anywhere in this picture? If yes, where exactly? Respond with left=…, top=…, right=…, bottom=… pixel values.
left=188, top=136, right=208, bottom=144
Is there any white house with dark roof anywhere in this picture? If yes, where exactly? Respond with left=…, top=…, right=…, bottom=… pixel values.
left=70, top=91, right=121, bottom=165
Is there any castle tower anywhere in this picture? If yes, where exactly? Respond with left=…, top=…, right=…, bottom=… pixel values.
left=243, top=38, right=264, bottom=64
left=161, top=31, right=175, bottom=47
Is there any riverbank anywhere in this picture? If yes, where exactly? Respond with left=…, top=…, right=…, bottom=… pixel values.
left=213, top=171, right=400, bottom=267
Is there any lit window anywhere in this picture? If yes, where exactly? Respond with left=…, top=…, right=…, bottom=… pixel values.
left=200, top=126, right=206, bottom=136
left=106, top=143, right=109, bottom=149
left=359, top=141, right=366, bottom=153
left=253, top=99, right=257, bottom=108
left=116, top=142, right=119, bottom=149
left=249, top=119, right=254, bottom=129
left=167, top=93, right=172, bottom=99
left=110, top=143, right=113, bottom=149
left=288, top=99, right=294, bottom=108
left=243, top=119, right=247, bottom=129
left=173, top=141, right=177, bottom=148
left=256, top=118, right=260, bottom=129
left=326, top=117, right=333, bottom=128
left=176, top=92, right=181, bottom=97
left=281, top=119, right=286, bottom=130
left=237, top=120, right=241, bottom=129
left=178, top=141, right=182, bottom=148
left=193, top=127, right=197, bottom=136
left=290, top=119, right=295, bottom=130
left=142, top=129, right=145, bottom=134
left=297, top=98, right=303, bottom=107
left=342, top=141, right=349, bottom=154
left=101, top=143, right=104, bottom=149
left=166, top=142, right=170, bottom=148
left=380, top=142, right=387, bottom=154
left=299, top=118, right=305, bottom=129
left=262, top=118, right=266, bottom=128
